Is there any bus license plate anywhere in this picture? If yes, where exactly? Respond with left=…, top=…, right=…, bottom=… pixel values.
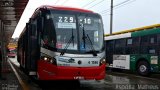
left=74, top=76, right=84, bottom=80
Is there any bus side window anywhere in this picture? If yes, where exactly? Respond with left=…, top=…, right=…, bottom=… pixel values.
left=140, top=36, right=149, bottom=54
left=106, top=40, right=114, bottom=53
left=126, top=38, right=132, bottom=54
left=141, top=36, right=148, bottom=44
left=106, top=40, right=114, bottom=64
left=148, top=35, right=157, bottom=54
left=149, top=35, right=157, bottom=44
left=126, top=37, right=140, bottom=54
left=43, top=14, right=56, bottom=48
left=157, top=34, right=160, bottom=55
left=114, top=39, right=126, bottom=54
left=157, top=34, right=160, bottom=44
left=127, top=38, right=132, bottom=45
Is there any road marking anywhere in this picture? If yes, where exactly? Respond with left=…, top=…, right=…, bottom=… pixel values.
left=8, top=60, right=30, bottom=90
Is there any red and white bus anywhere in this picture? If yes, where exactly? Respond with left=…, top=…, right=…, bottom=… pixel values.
left=17, top=5, right=106, bottom=80
left=7, top=48, right=16, bottom=58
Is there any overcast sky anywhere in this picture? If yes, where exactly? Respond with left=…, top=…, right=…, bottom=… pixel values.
left=12, top=0, right=160, bottom=38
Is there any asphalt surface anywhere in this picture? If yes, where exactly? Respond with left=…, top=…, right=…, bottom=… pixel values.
left=0, top=58, right=22, bottom=90
left=9, top=57, right=160, bottom=90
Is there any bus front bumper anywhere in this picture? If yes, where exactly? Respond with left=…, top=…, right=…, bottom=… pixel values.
left=37, top=60, right=106, bottom=80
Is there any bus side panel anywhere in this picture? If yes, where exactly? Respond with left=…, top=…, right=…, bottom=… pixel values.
left=130, top=54, right=138, bottom=71
left=112, top=55, right=130, bottom=70
left=130, top=54, right=160, bottom=72
left=25, top=29, right=31, bottom=71
left=150, top=55, right=159, bottom=72
left=130, top=54, right=151, bottom=71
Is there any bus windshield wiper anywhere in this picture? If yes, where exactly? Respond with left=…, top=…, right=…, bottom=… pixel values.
left=81, top=25, right=97, bottom=56
left=86, top=34, right=97, bottom=56
left=60, top=28, right=74, bottom=56
left=82, top=25, right=86, bottom=49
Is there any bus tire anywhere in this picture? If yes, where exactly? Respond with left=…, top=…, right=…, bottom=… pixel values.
left=137, top=61, right=150, bottom=76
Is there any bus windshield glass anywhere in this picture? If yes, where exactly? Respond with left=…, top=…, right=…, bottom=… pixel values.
left=78, top=15, right=104, bottom=52
left=42, top=10, right=104, bottom=53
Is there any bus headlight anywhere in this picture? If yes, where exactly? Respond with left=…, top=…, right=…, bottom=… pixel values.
left=44, top=57, right=48, bottom=61
left=41, top=55, right=57, bottom=65
left=100, top=58, right=106, bottom=66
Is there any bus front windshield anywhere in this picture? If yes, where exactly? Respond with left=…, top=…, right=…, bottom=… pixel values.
left=42, top=10, right=104, bottom=54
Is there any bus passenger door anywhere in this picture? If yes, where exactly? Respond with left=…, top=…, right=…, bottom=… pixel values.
left=106, top=40, right=114, bottom=65
left=26, top=21, right=39, bottom=75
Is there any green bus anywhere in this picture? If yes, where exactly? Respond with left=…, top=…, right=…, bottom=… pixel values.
left=105, top=24, right=160, bottom=76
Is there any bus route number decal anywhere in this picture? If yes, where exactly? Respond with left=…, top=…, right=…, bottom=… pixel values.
left=88, top=61, right=98, bottom=64
left=58, top=16, right=74, bottom=23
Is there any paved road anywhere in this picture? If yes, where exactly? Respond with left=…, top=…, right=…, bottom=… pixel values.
left=9, top=57, right=160, bottom=90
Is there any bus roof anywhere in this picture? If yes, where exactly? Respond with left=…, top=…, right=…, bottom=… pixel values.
left=105, top=24, right=160, bottom=36
left=38, top=5, right=94, bottom=13
left=105, top=24, right=160, bottom=40
left=19, top=5, right=95, bottom=39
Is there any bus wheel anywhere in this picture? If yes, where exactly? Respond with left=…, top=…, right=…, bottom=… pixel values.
left=137, top=61, right=150, bottom=76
